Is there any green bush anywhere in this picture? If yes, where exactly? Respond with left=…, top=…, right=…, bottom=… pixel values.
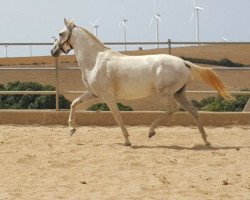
left=191, top=90, right=250, bottom=112
left=87, top=102, right=133, bottom=111
left=0, top=81, right=71, bottom=109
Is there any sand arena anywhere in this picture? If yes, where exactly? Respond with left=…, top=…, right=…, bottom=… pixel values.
left=0, top=125, right=249, bottom=199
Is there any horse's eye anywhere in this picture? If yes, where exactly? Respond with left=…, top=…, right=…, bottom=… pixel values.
left=59, top=33, right=63, bottom=37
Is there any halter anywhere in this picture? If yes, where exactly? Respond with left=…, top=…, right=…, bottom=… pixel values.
left=58, top=25, right=75, bottom=54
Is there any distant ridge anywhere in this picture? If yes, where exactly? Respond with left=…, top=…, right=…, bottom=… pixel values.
left=1, top=44, right=250, bottom=66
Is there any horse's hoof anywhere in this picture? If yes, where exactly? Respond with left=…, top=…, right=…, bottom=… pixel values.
left=124, top=141, right=132, bottom=146
left=205, top=142, right=211, bottom=147
left=69, top=128, right=76, bottom=137
left=148, top=131, right=156, bottom=138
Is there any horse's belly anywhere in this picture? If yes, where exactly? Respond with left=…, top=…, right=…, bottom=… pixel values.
left=115, top=82, right=155, bottom=100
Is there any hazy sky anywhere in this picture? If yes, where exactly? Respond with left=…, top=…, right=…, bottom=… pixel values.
left=1, top=0, right=250, bottom=57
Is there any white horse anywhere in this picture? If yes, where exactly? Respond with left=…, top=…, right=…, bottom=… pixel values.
left=51, top=19, right=233, bottom=146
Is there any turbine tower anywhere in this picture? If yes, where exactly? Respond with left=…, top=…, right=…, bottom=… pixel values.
left=90, top=18, right=100, bottom=37
left=190, top=0, right=204, bottom=43
left=119, top=19, right=128, bottom=51
left=150, top=0, right=162, bottom=48
left=5, top=41, right=8, bottom=58
left=29, top=41, right=32, bottom=57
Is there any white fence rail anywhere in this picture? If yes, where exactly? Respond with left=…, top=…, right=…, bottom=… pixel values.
left=0, top=41, right=250, bottom=110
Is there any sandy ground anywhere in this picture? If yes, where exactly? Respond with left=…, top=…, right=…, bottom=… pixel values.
left=0, top=125, right=249, bottom=200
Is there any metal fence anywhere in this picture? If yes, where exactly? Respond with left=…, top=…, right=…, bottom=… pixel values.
left=0, top=41, right=250, bottom=111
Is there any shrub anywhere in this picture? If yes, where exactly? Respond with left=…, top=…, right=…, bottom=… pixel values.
left=0, top=81, right=71, bottom=109
left=87, top=102, right=133, bottom=111
left=191, top=90, right=250, bottom=112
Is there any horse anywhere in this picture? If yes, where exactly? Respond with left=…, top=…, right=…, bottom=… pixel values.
left=51, top=19, right=233, bottom=146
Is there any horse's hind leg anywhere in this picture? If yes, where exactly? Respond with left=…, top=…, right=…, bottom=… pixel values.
left=174, top=87, right=211, bottom=146
left=149, top=95, right=179, bottom=138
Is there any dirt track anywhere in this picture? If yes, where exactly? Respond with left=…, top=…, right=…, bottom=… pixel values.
left=0, top=125, right=249, bottom=199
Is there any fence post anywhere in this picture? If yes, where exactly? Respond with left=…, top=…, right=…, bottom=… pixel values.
left=168, top=39, right=172, bottom=55
left=55, top=58, right=59, bottom=111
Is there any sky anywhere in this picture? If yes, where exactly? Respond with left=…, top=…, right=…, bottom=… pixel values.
left=0, top=0, right=250, bottom=57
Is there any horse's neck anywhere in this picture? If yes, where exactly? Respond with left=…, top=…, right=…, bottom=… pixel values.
left=71, top=28, right=108, bottom=71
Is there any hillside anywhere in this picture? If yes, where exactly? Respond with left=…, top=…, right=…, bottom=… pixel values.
left=0, top=44, right=250, bottom=65
left=123, top=44, right=250, bottom=65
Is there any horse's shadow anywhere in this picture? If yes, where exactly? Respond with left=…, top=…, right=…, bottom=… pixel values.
left=124, top=144, right=247, bottom=151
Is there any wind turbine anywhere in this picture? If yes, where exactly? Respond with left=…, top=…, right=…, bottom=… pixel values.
left=119, top=19, right=128, bottom=51
left=51, top=36, right=56, bottom=42
left=150, top=0, right=162, bottom=48
left=90, top=18, right=100, bottom=37
left=222, top=37, right=228, bottom=42
left=190, top=0, right=204, bottom=43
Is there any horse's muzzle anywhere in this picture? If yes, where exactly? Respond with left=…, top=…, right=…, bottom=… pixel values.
left=51, top=47, right=60, bottom=57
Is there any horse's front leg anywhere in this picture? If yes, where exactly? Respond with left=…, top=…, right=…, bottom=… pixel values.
left=104, top=97, right=131, bottom=146
left=68, top=91, right=99, bottom=136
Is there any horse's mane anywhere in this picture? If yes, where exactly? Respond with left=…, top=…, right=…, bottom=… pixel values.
left=67, top=19, right=110, bottom=50
left=80, top=27, right=110, bottom=50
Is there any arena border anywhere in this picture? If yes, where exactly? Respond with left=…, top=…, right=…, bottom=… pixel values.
left=0, top=110, right=249, bottom=126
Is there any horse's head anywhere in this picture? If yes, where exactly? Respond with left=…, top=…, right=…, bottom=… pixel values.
left=51, top=18, right=76, bottom=57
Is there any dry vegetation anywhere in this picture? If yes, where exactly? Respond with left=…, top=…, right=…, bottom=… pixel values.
left=0, top=55, right=76, bottom=66
left=123, top=44, right=250, bottom=65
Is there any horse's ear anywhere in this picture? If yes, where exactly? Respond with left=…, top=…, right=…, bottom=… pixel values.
left=64, top=18, right=75, bottom=31
left=64, top=18, right=70, bottom=27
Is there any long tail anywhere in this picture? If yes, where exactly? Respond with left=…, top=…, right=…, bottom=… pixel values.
left=184, top=61, right=234, bottom=100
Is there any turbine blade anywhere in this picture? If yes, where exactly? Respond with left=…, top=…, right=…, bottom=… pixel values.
left=192, top=0, right=196, bottom=7
left=149, top=17, right=154, bottom=26
left=222, top=37, right=228, bottom=41
left=189, top=10, right=194, bottom=23
left=89, top=21, right=94, bottom=26
left=155, top=14, right=161, bottom=21
left=95, top=18, right=100, bottom=25
left=154, top=0, right=156, bottom=12
left=121, top=6, right=125, bottom=18
left=122, top=21, right=127, bottom=29
left=195, top=6, right=204, bottom=10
